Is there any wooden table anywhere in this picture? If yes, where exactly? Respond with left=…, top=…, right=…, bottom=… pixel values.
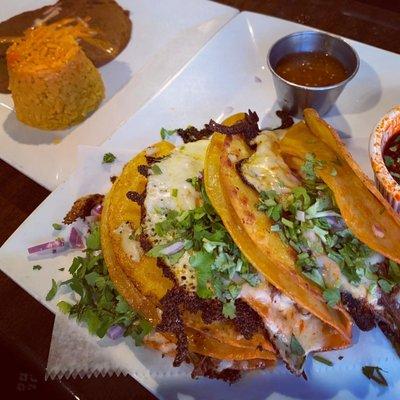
left=1, top=1, right=400, bottom=398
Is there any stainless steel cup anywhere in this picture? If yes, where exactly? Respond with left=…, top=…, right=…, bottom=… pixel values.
left=267, top=31, right=359, bottom=118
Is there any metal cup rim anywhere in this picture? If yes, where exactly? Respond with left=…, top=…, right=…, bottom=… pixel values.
left=267, top=30, right=360, bottom=91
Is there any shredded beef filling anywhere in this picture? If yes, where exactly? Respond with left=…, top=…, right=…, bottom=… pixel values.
left=234, top=299, right=265, bottom=340
left=205, top=110, right=260, bottom=147
left=157, top=258, right=178, bottom=284
left=190, top=354, right=241, bottom=383
left=126, top=191, right=145, bottom=205
left=156, top=287, right=266, bottom=367
left=63, top=194, right=104, bottom=224
left=145, top=156, right=165, bottom=165
left=177, top=126, right=213, bottom=143
left=276, top=110, right=294, bottom=129
left=156, top=287, right=190, bottom=366
left=137, top=165, right=149, bottom=177
left=341, top=292, right=376, bottom=331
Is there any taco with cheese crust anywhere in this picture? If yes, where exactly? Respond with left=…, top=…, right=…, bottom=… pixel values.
left=100, top=114, right=352, bottom=379
left=209, top=109, right=400, bottom=356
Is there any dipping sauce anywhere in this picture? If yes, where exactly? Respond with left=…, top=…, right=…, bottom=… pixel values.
left=275, top=51, right=349, bottom=87
left=383, top=133, right=400, bottom=184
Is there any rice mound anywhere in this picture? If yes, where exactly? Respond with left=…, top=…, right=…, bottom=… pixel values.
left=7, top=21, right=105, bottom=131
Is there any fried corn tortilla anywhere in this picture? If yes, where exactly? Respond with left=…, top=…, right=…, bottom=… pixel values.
left=100, top=141, right=276, bottom=368
left=205, top=131, right=352, bottom=362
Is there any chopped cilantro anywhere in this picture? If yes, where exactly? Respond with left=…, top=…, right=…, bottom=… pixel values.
left=378, top=279, right=395, bottom=294
left=290, top=335, right=305, bottom=356
left=172, top=188, right=178, bottom=197
left=323, top=287, right=340, bottom=307
left=189, top=251, right=214, bottom=299
left=33, top=265, right=42, bottom=270
left=50, top=222, right=152, bottom=342
left=86, top=224, right=101, bottom=250
left=222, top=301, right=236, bottom=319
left=160, top=127, right=176, bottom=140
left=362, top=366, right=388, bottom=387
left=388, top=260, right=400, bottom=282
left=384, top=155, right=394, bottom=167
left=256, top=154, right=395, bottom=304
left=313, top=354, right=333, bottom=366
left=330, top=168, right=337, bottom=177
left=52, top=223, right=63, bottom=230
left=147, top=177, right=259, bottom=315
left=57, top=300, right=72, bottom=314
left=102, top=152, right=116, bottom=164
left=301, top=153, right=326, bottom=181
left=151, top=165, right=162, bottom=175
left=46, top=279, right=58, bottom=301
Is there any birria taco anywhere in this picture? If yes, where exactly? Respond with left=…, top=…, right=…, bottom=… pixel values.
left=209, top=109, right=400, bottom=357
left=100, top=112, right=354, bottom=380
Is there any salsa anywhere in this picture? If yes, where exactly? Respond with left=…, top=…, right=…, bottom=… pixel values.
left=383, top=133, right=400, bottom=184
left=275, top=51, right=349, bottom=87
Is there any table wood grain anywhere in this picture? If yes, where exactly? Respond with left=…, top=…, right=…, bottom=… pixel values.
left=1, top=1, right=400, bottom=399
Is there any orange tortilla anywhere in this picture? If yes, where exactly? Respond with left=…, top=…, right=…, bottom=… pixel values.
left=101, top=141, right=276, bottom=362
left=204, top=129, right=352, bottom=352
left=280, top=111, right=400, bottom=264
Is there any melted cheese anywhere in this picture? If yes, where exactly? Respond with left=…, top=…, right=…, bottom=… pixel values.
left=241, top=132, right=299, bottom=194
left=143, top=140, right=209, bottom=291
left=114, top=222, right=143, bottom=262
left=240, top=283, right=325, bottom=354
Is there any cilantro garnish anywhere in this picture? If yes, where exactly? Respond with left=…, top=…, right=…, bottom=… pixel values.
left=378, top=279, right=395, bottom=294
left=46, top=279, right=58, bottom=301
left=147, top=177, right=260, bottom=315
left=313, top=354, right=333, bottom=366
left=102, top=152, right=116, bottom=164
left=323, top=288, right=340, bottom=308
left=86, top=225, right=101, bottom=250
left=160, top=128, right=176, bottom=140
left=47, top=222, right=152, bottom=343
left=290, top=335, right=305, bottom=356
left=301, top=153, right=326, bottom=181
left=52, top=223, right=63, bottom=230
left=384, top=155, right=394, bottom=167
left=151, top=165, right=162, bottom=175
left=362, top=366, right=388, bottom=387
left=256, top=154, right=396, bottom=301
left=33, top=265, right=42, bottom=270
left=172, top=188, right=178, bottom=198
left=222, top=301, right=236, bottom=319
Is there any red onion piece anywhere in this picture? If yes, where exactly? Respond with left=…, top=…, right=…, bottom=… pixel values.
left=107, top=325, right=125, bottom=340
left=160, top=241, right=185, bottom=256
left=91, top=203, right=103, bottom=217
left=372, top=224, right=385, bottom=238
left=28, top=238, right=66, bottom=254
left=69, top=227, right=84, bottom=249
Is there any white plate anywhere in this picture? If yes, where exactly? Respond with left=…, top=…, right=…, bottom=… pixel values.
left=0, top=0, right=237, bottom=190
left=1, top=11, right=400, bottom=400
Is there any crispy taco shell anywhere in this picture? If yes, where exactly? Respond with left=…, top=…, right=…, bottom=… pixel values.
left=204, top=114, right=352, bottom=351
left=280, top=109, right=400, bottom=264
left=101, top=141, right=276, bottom=363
